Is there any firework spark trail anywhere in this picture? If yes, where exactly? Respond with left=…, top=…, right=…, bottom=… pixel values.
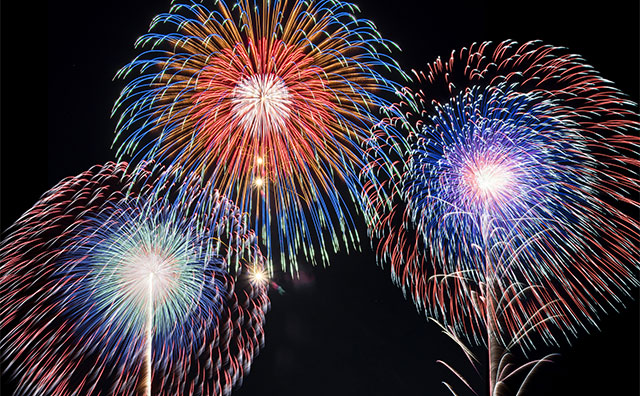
left=0, top=162, right=269, bottom=396
left=363, top=40, right=639, bottom=391
left=112, top=0, right=405, bottom=274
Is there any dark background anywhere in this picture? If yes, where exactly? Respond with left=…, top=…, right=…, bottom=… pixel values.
left=2, top=0, right=639, bottom=395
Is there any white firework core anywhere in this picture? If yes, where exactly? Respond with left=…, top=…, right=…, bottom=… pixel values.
left=465, top=163, right=513, bottom=202
left=231, top=74, right=292, bottom=135
left=122, top=250, right=178, bottom=306
left=475, top=165, right=511, bottom=195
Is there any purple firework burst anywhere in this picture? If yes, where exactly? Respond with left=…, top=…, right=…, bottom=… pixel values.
left=365, top=39, right=639, bottom=351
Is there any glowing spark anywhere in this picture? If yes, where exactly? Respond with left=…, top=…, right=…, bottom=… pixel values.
left=249, top=266, right=269, bottom=288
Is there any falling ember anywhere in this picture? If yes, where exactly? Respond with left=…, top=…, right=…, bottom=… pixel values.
left=254, top=177, right=265, bottom=188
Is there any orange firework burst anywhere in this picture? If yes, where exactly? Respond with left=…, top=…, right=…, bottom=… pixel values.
left=113, top=0, right=404, bottom=274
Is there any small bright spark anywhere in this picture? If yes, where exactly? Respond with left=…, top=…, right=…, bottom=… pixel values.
left=232, top=74, right=292, bottom=136
left=249, top=266, right=269, bottom=287
left=254, top=177, right=265, bottom=188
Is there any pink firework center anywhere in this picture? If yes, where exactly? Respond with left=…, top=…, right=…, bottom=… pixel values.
left=462, top=159, right=515, bottom=208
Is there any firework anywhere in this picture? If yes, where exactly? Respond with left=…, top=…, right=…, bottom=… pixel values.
left=0, top=162, right=269, bottom=396
left=364, top=40, right=639, bottom=393
left=112, top=0, right=403, bottom=274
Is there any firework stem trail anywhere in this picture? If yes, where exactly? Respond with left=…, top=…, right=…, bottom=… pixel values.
left=146, top=272, right=154, bottom=396
left=482, top=213, right=502, bottom=396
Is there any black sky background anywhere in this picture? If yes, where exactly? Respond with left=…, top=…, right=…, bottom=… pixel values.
left=1, top=0, right=638, bottom=395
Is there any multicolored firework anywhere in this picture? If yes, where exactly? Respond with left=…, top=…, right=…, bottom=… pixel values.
left=0, top=162, right=269, bottom=396
left=364, top=40, right=639, bottom=392
left=112, top=0, right=403, bottom=274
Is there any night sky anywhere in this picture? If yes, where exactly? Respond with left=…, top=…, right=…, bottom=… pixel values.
left=1, top=0, right=639, bottom=395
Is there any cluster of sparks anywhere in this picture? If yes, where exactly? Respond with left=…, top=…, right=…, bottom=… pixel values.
left=113, top=0, right=404, bottom=274
left=0, top=162, right=269, bottom=396
left=365, top=40, right=639, bottom=352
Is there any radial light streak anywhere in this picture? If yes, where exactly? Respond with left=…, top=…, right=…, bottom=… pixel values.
left=112, top=0, right=405, bottom=274
left=0, top=162, right=269, bottom=396
left=364, top=40, right=639, bottom=393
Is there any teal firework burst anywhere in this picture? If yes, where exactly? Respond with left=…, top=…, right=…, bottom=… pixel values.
left=0, top=162, right=269, bottom=396
left=63, top=198, right=227, bottom=358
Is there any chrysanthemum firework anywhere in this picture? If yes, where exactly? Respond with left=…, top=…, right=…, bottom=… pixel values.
left=0, top=162, right=269, bottom=396
left=364, top=40, right=639, bottom=390
left=112, top=0, right=403, bottom=274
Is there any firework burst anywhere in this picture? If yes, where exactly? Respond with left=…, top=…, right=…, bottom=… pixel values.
left=364, top=40, right=639, bottom=392
left=112, top=0, right=403, bottom=274
left=0, top=162, right=269, bottom=396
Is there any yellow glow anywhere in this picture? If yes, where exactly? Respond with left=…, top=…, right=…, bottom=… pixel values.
left=256, top=157, right=264, bottom=165
left=249, top=266, right=269, bottom=286
left=254, top=177, right=265, bottom=187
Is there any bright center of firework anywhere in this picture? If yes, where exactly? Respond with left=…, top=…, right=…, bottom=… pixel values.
left=464, top=163, right=513, bottom=202
left=124, top=250, right=177, bottom=305
left=475, top=165, right=510, bottom=194
left=231, top=74, right=292, bottom=135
